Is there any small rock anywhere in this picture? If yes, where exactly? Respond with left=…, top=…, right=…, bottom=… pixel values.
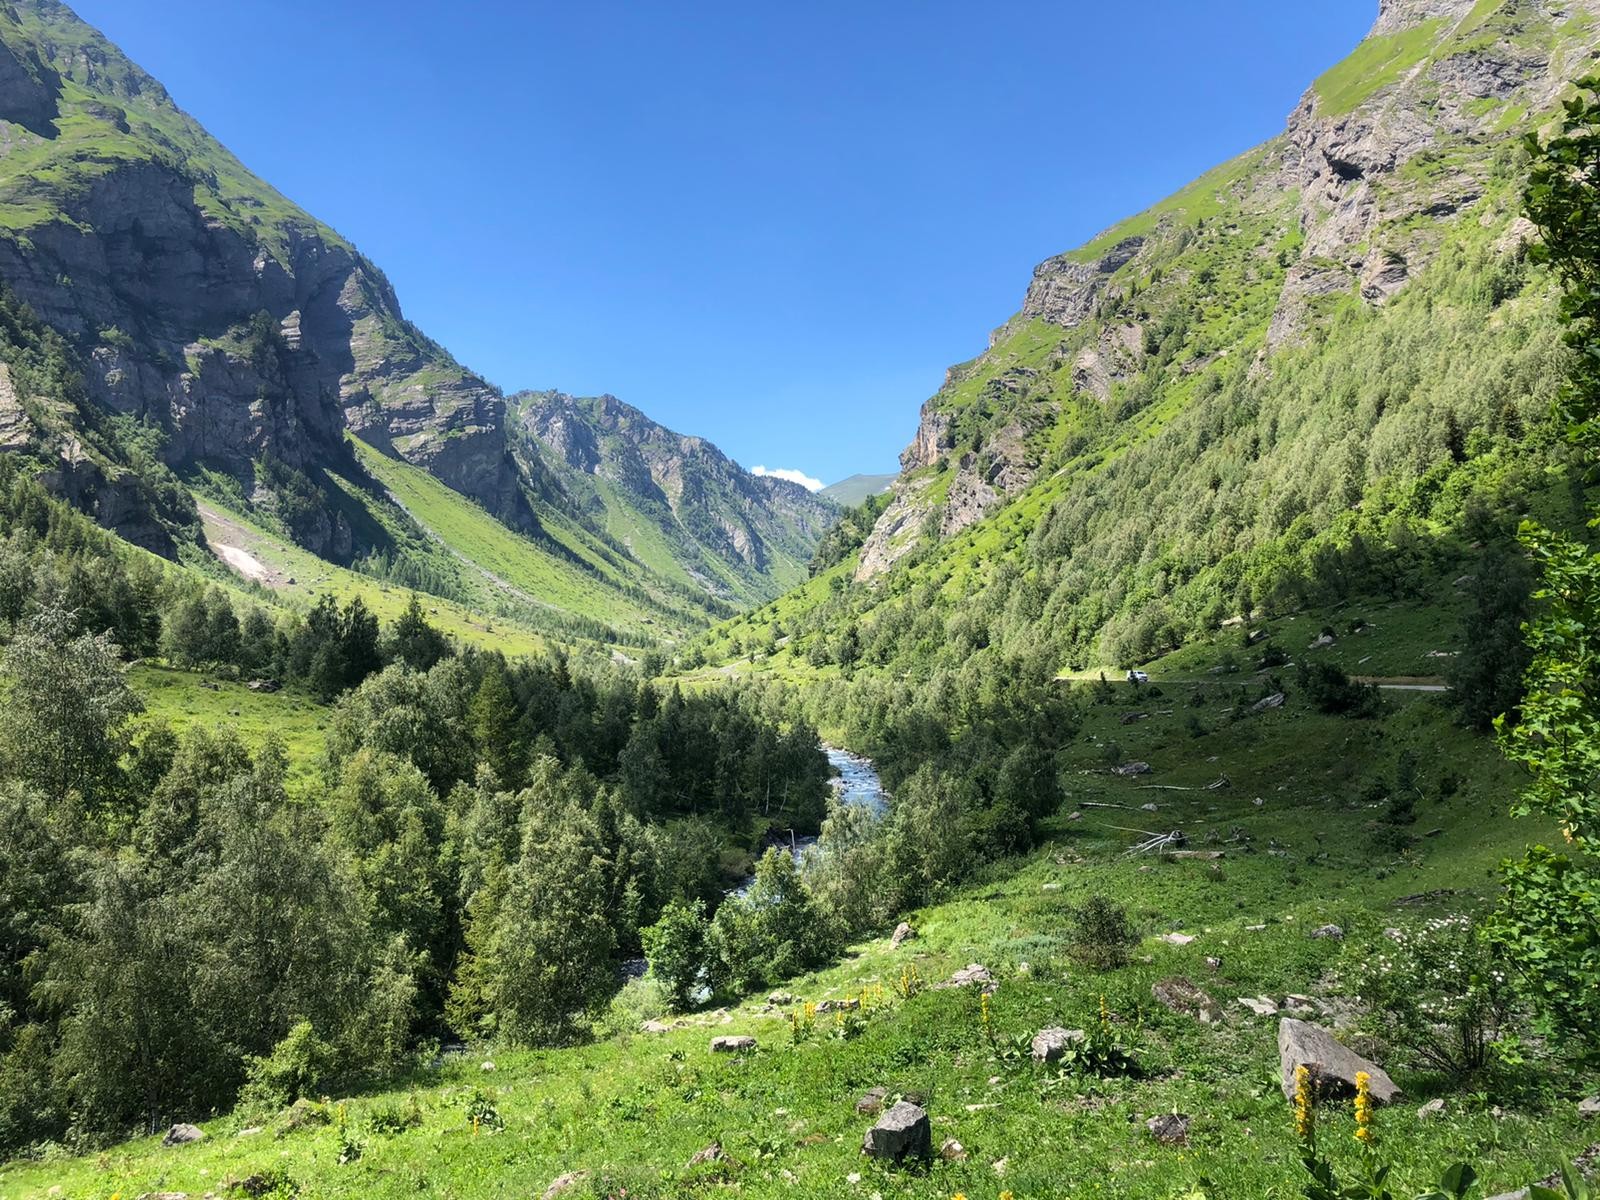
left=136, top=1193, right=189, bottom=1200
left=541, top=1171, right=589, bottom=1200
left=1309, top=924, right=1345, bottom=941
left=162, top=1123, right=205, bottom=1147
left=1031, top=1026, right=1087, bottom=1063
left=710, top=1035, right=757, bottom=1053
left=236, top=1126, right=263, bottom=1137
left=687, top=1142, right=725, bottom=1166
left=1041, top=882, right=1062, bottom=891
left=940, top=1138, right=968, bottom=1161
left=862, top=1101, right=931, bottom=1163
left=1147, top=1113, right=1191, bottom=1145
left=1152, top=976, right=1223, bottom=1024
left=768, top=991, right=797, bottom=1006
left=1114, top=761, right=1153, bottom=777
left=992, top=1156, right=1010, bottom=1176
left=1251, top=692, right=1286, bottom=713
left=891, top=922, right=916, bottom=947
left=1204, top=956, right=1223, bottom=970
left=1581, top=1096, right=1600, bottom=1119
left=480, top=1060, right=496, bottom=1072
left=1140, top=802, right=1160, bottom=813
left=1239, top=995, right=1279, bottom=1017
left=641, top=1019, right=673, bottom=1033
left=1159, top=932, right=1196, bottom=946
left=816, top=998, right=860, bottom=1014
left=855, top=1087, right=889, bottom=1116
left=1417, top=1098, right=1446, bottom=1120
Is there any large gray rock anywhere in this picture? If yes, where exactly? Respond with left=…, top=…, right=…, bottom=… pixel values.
left=161, top=1122, right=205, bottom=1146
left=891, top=922, right=916, bottom=947
left=1278, top=1018, right=1400, bottom=1104
left=862, top=1101, right=931, bottom=1163
left=1031, top=1027, right=1086, bottom=1063
left=710, top=1035, right=757, bottom=1053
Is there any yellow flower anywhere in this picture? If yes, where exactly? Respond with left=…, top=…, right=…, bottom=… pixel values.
left=1099, top=993, right=1111, bottom=1029
left=1000, top=1192, right=1015, bottom=1200
left=1293, top=1063, right=1315, bottom=1140
left=1353, top=1070, right=1375, bottom=1145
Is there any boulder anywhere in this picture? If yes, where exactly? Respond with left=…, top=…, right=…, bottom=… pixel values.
left=1113, top=761, right=1153, bottom=777
left=710, top=1035, right=757, bottom=1053
left=1031, top=1027, right=1086, bottom=1063
left=940, top=1138, right=968, bottom=1161
left=862, top=1101, right=931, bottom=1163
left=891, top=922, right=916, bottom=947
left=1152, top=976, right=1223, bottom=1024
left=1417, top=1098, right=1446, bottom=1120
left=816, top=998, right=860, bottom=1014
left=1309, top=924, right=1345, bottom=941
left=855, top=1086, right=889, bottom=1116
left=1251, top=693, right=1286, bottom=713
left=1278, top=1018, right=1401, bottom=1104
left=768, top=991, right=797, bottom=1006
left=1581, top=1096, right=1600, bottom=1119
left=1147, top=1113, right=1191, bottom=1145
left=940, top=963, right=995, bottom=990
left=161, top=1123, right=204, bottom=1146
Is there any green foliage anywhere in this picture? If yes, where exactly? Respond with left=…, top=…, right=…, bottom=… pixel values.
left=1350, top=915, right=1516, bottom=1079
left=708, top=849, right=838, bottom=997
left=239, top=1021, right=336, bottom=1112
left=1298, top=661, right=1383, bottom=718
left=1491, top=80, right=1600, bottom=1055
left=1067, top=895, right=1139, bottom=971
left=641, top=899, right=709, bottom=1012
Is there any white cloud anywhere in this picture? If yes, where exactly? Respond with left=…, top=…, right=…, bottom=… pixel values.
left=750, top=465, right=824, bottom=492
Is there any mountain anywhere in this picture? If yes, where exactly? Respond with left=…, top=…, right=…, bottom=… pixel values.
left=704, top=0, right=1599, bottom=675
left=508, top=390, right=837, bottom=605
left=0, top=0, right=831, bottom=636
left=819, top=473, right=896, bottom=507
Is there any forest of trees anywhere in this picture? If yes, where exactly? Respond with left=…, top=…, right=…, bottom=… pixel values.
left=0, top=468, right=833, bottom=1153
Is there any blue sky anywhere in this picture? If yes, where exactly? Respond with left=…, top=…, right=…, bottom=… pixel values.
left=72, top=0, right=1374, bottom=487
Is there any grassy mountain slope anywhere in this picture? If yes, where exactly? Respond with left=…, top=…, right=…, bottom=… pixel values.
left=820, top=473, right=896, bottom=507
left=5, top=668, right=1591, bottom=1199
left=0, top=1, right=831, bottom=644
left=699, top=0, right=1595, bottom=681
left=508, top=391, right=837, bottom=607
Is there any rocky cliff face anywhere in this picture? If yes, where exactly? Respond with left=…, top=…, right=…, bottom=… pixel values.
left=854, top=0, right=1600, bottom=581
left=0, top=0, right=533, bottom=552
left=510, top=391, right=836, bottom=602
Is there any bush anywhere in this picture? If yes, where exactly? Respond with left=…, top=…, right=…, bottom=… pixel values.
left=239, top=1021, right=336, bottom=1112
left=1351, top=915, right=1516, bottom=1079
left=1298, top=661, right=1382, bottom=717
left=641, top=899, right=709, bottom=1012
left=1068, top=895, right=1138, bottom=971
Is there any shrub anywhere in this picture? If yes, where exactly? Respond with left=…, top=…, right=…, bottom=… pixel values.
left=1351, top=915, right=1516, bottom=1080
left=1068, top=895, right=1138, bottom=970
left=239, top=1021, right=336, bottom=1112
left=1298, top=661, right=1382, bottom=717
left=641, top=899, right=709, bottom=1012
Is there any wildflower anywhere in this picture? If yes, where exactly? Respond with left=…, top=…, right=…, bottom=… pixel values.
left=1000, top=1193, right=1015, bottom=1200
left=1293, top=1063, right=1315, bottom=1141
left=981, top=992, right=991, bottom=1029
left=1099, top=993, right=1111, bottom=1029
left=1353, top=1070, right=1375, bottom=1146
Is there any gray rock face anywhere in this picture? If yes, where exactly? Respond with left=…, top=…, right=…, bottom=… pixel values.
left=1021, top=238, right=1146, bottom=331
left=862, top=1100, right=931, bottom=1163
left=1278, top=1018, right=1401, bottom=1104
left=161, top=1122, right=204, bottom=1146
left=1031, top=1026, right=1086, bottom=1063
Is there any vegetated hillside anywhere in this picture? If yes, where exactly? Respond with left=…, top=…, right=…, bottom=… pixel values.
left=509, top=391, right=837, bottom=606
left=701, top=0, right=1597, bottom=680
left=820, top=472, right=896, bottom=507
left=6, top=650, right=1594, bottom=1199
left=0, top=0, right=833, bottom=639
